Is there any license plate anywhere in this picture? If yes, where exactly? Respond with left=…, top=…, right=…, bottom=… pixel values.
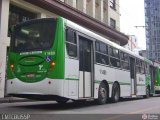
left=26, top=73, right=35, bottom=78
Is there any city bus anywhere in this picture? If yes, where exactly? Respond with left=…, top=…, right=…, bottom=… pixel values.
left=7, top=17, right=150, bottom=104
left=144, top=59, right=160, bottom=96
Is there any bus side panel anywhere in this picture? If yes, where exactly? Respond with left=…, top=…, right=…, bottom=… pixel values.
left=136, top=74, right=146, bottom=95
left=94, top=64, right=114, bottom=98
left=64, top=58, right=79, bottom=99
left=116, top=69, right=131, bottom=97
left=94, top=64, right=131, bottom=98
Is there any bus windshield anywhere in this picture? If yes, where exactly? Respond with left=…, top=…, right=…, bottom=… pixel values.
left=11, top=18, right=57, bottom=52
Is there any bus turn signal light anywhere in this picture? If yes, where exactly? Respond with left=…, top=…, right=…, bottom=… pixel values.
left=10, top=64, right=14, bottom=71
left=50, top=61, right=56, bottom=70
left=51, top=61, right=56, bottom=67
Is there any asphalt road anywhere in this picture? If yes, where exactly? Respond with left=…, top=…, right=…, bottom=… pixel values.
left=0, top=96, right=160, bottom=120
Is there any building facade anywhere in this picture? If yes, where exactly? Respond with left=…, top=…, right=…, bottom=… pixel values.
left=124, top=35, right=138, bottom=52
left=63, top=0, right=120, bottom=31
left=0, top=0, right=125, bottom=98
left=145, top=0, right=160, bottom=61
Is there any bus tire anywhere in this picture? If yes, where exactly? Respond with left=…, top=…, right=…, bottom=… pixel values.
left=111, top=83, right=120, bottom=103
left=97, top=82, right=108, bottom=105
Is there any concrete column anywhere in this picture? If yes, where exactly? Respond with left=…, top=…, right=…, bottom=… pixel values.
left=83, top=0, right=87, bottom=13
left=67, top=0, right=77, bottom=8
left=100, top=0, right=104, bottom=22
left=103, top=0, right=108, bottom=25
left=72, top=0, right=77, bottom=8
left=95, top=0, right=103, bottom=22
left=77, top=0, right=86, bottom=13
left=87, top=0, right=95, bottom=18
left=0, top=0, right=10, bottom=98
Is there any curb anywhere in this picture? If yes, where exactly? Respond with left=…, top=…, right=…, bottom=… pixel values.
left=0, top=97, right=31, bottom=103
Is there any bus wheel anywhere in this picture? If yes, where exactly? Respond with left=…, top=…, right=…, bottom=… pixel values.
left=111, top=83, right=120, bottom=103
left=97, top=82, right=108, bottom=105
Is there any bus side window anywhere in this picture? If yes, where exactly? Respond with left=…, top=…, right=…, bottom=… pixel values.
left=136, top=59, right=141, bottom=73
left=66, top=28, right=77, bottom=58
left=146, top=63, right=149, bottom=74
left=141, top=61, right=145, bottom=74
left=95, top=41, right=109, bottom=65
left=120, top=52, right=129, bottom=70
left=109, top=47, right=120, bottom=68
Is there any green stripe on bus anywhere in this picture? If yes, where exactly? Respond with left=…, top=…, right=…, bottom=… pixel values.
left=137, top=84, right=145, bottom=86
left=119, top=82, right=131, bottom=85
left=65, top=78, right=79, bottom=80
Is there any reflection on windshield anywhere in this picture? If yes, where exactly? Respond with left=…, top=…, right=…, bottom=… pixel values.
left=12, top=19, right=56, bottom=52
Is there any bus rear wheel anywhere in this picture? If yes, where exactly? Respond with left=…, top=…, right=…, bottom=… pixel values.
left=111, top=83, right=120, bottom=103
left=97, top=82, right=108, bottom=105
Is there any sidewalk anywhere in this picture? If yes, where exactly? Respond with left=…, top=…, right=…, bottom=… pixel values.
left=0, top=97, right=31, bottom=103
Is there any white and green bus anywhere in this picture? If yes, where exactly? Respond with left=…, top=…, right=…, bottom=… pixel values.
left=7, top=17, right=150, bottom=104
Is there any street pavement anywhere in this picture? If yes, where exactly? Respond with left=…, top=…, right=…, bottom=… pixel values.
left=0, top=96, right=160, bottom=120
left=0, top=97, right=31, bottom=103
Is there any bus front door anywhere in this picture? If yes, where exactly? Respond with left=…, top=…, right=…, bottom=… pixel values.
left=130, top=57, right=137, bottom=95
left=79, top=36, right=93, bottom=98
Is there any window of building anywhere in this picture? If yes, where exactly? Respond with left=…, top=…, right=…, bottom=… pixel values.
left=110, top=18, right=116, bottom=29
left=66, top=28, right=77, bottom=58
left=8, top=5, right=37, bottom=36
left=110, top=0, right=116, bottom=10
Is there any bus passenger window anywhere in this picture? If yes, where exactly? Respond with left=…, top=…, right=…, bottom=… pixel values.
left=66, top=28, right=77, bottom=57
left=66, top=43, right=77, bottom=57
left=136, top=59, right=140, bottom=73
left=109, top=47, right=120, bottom=68
left=140, top=61, right=145, bottom=74
left=100, top=43, right=108, bottom=54
left=120, top=52, right=129, bottom=70
left=66, top=29, right=76, bottom=44
left=95, top=41, right=109, bottom=65
left=95, top=41, right=100, bottom=51
left=113, top=49, right=119, bottom=58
